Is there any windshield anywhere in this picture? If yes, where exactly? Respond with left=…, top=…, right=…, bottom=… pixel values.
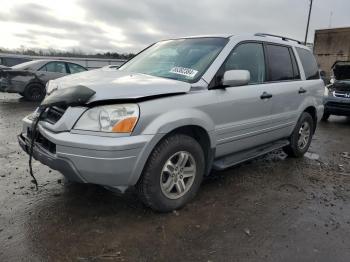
left=119, top=37, right=228, bottom=83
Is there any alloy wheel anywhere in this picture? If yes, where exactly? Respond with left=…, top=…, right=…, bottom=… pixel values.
left=160, top=151, right=196, bottom=200
left=298, top=121, right=311, bottom=150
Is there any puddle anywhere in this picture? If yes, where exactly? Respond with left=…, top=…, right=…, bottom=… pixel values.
left=305, top=152, right=320, bottom=161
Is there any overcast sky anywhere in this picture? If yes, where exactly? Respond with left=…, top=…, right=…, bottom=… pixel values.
left=0, top=0, right=349, bottom=53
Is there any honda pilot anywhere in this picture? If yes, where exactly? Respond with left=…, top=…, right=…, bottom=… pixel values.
left=18, top=34, right=324, bottom=212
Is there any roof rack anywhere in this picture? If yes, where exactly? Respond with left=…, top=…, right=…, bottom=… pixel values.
left=254, top=33, right=303, bottom=45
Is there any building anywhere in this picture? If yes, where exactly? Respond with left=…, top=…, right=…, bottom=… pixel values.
left=313, top=27, right=350, bottom=79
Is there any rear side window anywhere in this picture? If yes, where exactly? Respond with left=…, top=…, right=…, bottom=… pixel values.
left=265, top=44, right=296, bottom=81
left=67, top=63, right=86, bottom=74
left=223, top=42, right=266, bottom=84
left=290, top=49, right=301, bottom=79
left=296, top=48, right=319, bottom=80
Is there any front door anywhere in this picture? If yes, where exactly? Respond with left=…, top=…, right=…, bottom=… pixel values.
left=204, top=42, right=276, bottom=157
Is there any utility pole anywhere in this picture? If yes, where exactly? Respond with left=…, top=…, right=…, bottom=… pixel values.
left=304, top=0, right=313, bottom=45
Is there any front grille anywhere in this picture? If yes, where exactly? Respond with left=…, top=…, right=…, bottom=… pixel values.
left=43, top=106, right=66, bottom=124
left=26, top=128, right=56, bottom=154
left=36, top=132, right=56, bottom=154
left=334, top=91, right=350, bottom=98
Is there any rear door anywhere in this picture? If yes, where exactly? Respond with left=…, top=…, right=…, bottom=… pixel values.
left=264, top=44, right=302, bottom=139
left=295, top=47, right=323, bottom=108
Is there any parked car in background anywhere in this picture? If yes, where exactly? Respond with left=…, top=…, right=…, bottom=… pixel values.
left=100, top=65, right=121, bottom=70
left=323, top=61, right=350, bottom=120
left=0, top=55, right=31, bottom=67
left=19, top=34, right=324, bottom=212
left=0, top=60, right=87, bottom=101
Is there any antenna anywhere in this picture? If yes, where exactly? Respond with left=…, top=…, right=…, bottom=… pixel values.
left=328, top=11, right=333, bottom=28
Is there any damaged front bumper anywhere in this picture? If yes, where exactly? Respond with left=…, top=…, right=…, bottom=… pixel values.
left=18, top=116, right=155, bottom=190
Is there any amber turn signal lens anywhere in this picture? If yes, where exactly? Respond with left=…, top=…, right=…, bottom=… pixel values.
left=111, top=117, right=138, bottom=133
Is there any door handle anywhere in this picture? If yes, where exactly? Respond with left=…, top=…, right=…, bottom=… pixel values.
left=298, top=87, right=307, bottom=94
left=260, top=92, right=273, bottom=99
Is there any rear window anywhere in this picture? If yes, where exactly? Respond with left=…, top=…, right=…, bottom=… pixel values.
left=265, top=44, right=297, bottom=81
left=296, top=48, right=320, bottom=80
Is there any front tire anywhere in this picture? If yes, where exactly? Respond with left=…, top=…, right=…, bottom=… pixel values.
left=283, top=112, right=314, bottom=158
left=137, top=134, right=205, bottom=212
left=23, top=83, right=45, bottom=101
left=321, top=112, right=330, bottom=121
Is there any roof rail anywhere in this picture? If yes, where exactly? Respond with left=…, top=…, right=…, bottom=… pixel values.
left=254, top=33, right=303, bottom=45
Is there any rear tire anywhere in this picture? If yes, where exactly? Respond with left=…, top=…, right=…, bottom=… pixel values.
left=283, top=112, right=314, bottom=158
left=23, top=83, right=45, bottom=101
left=137, top=134, right=205, bottom=212
left=321, top=112, right=330, bottom=121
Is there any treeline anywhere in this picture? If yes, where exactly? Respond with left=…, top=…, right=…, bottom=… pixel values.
left=0, top=47, right=135, bottom=60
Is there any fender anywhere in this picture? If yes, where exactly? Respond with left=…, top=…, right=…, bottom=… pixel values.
left=140, top=108, right=217, bottom=148
left=298, top=93, right=324, bottom=122
left=128, top=108, right=217, bottom=185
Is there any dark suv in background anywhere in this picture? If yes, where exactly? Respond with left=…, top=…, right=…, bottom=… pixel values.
left=323, top=61, right=350, bottom=120
left=0, top=55, right=31, bottom=67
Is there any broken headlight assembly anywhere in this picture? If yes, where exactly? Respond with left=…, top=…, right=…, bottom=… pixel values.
left=45, top=80, right=59, bottom=96
left=74, top=104, right=139, bottom=133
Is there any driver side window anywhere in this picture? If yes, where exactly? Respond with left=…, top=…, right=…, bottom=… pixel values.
left=223, top=43, right=266, bottom=84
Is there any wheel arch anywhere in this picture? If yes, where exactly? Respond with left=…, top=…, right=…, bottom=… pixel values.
left=303, top=106, right=317, bottom=133
left=131, top=124, right=215, bottom=186
left=164, top=125, right=215, bottom=176
left=25, top=80, right=45, bottom=90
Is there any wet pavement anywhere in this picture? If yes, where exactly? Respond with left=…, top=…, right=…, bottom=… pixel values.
left=1, top=93, right=350, bottom=262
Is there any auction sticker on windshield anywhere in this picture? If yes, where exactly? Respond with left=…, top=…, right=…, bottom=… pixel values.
left=170, top=67, right=198, bottom=78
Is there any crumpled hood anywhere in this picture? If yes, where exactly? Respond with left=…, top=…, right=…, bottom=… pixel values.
left=49, top=69, right=191, bottom=103
left=333, top=63, right=350, bottom=81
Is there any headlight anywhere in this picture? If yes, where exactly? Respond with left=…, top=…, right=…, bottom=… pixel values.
left=324, top=86, right=329, bottom=96
left=27, top=107, right=40, bottom=121
left=46, top=81, right=59, bottom=96
left=74, top=104, right=139, bottom=133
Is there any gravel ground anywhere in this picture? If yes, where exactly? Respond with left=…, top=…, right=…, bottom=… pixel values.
left=0, top=93, right=350, bottom=262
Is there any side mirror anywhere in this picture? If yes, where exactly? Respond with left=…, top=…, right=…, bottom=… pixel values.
left=222, top=70, right=250, bottom=87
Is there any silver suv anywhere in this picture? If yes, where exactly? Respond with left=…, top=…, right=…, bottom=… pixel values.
left=18, top=33, right=324, bottom=212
